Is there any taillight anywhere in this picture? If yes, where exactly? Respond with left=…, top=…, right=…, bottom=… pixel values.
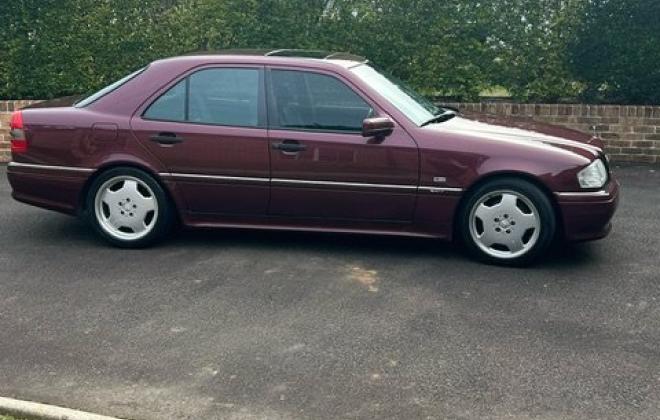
left=10, top=111, right=27, bottom=153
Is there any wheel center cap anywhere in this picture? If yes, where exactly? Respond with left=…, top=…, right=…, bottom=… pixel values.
left=499, top=220, right=511, bottom=229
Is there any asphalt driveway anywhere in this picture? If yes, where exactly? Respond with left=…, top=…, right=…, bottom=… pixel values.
left=0, top=164, right=659, bottom=420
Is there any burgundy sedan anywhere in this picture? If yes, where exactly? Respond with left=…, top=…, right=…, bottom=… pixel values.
left=7, top=50, right=619, bottom=265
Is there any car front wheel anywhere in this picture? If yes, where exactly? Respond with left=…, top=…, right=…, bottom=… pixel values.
left=459, top=178, right=556, bottom=266
left=87, top=167, right=173, bottom=248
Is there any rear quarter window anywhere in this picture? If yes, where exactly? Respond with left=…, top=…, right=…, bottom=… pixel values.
left=75, top=67, right=147, bottom=108
left=143, top=80, right=186, bottom=122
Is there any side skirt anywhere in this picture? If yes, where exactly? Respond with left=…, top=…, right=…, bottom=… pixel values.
left=180, top=213, right=448, bottom=240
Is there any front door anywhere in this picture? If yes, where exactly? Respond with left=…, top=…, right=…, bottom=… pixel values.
left=131, top=66, right=270, bottom=215
left=266, top=68, right=419, bottom=221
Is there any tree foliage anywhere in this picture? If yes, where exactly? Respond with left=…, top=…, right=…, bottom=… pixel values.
left=485, top=0, right=584, bottom=102
left=568, top=0, right=660, bottom=104
left=0, top=0, right=657, bottom=104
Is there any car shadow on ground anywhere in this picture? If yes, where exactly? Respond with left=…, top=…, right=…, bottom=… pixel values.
left=35, top=211, right=602, bottom=271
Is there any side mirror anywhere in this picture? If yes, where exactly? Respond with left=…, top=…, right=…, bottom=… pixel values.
left=362, top=117, right=395, bottom=139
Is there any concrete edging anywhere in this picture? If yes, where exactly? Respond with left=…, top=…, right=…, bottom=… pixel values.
left=0, top=397, right=124, bottom=420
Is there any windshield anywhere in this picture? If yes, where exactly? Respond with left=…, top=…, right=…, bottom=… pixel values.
left=350, top=64, right=441, bottom=126
left=75, top=67, right=146, bottom=108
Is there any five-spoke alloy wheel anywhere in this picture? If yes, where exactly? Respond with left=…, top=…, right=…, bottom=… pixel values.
left=87, top=168, right=173, bottom=247
left=459, top=178, right=556, bottom=266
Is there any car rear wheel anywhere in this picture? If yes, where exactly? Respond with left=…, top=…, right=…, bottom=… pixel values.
left=459, top=178, right=556, bottom=266
left=87, top=168, right=173, bottom=248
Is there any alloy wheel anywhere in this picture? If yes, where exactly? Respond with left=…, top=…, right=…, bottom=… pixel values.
left=94, top=175, right=159, bottom=241
left=468, top=190, right=541, bottom=260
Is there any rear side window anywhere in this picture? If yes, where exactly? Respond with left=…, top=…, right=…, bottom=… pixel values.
left=189, top=69, right=259, bottom=126
left=144, top=68, right=261, bottom=128
left=269, top=70, right=373, bottom=132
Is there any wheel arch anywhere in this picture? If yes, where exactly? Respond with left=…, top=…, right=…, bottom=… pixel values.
left=453, top=171, right=563, bottom=239
left=78, top=162, right=181, bottom=222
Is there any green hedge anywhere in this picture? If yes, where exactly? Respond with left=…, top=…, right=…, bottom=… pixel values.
left=0, top=0, right=657, bottom=104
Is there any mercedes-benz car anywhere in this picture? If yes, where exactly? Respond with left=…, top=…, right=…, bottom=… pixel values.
left=7, top=50, right=619, bottom=265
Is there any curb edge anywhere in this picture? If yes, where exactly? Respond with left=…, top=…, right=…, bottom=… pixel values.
left=0, top=397, right=124, bottom=420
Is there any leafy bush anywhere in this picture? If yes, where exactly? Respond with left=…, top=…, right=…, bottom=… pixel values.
left=0, top=0, right=657, bottom=104
left=484, top=0, right=584, bottom=102
left=0, top=0, right=172, bottom=98
left=569, top=0, right=660, bottom=104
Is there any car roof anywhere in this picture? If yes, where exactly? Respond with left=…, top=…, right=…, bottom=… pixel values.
left=155, top=49, right=369, bottom=70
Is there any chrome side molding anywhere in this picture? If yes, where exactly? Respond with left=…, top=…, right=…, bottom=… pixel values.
left=159, top=172, right=464, bottom=193
left=159, top=172, right=269, bottom=183
left=8, top=161, right=94, bottom=173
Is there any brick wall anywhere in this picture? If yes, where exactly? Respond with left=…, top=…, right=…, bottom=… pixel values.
left=1, top=100, right=659, bottom=163
left=442, top=102, right=660, bottom=164
left=0, top=100, right=38, bottom=162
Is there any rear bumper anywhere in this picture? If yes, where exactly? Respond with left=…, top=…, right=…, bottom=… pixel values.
left=7, top=162, right=90, bottom=215
left=555, top=179, right=620, bottom=242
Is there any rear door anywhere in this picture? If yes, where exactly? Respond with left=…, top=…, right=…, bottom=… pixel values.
left=131, top=65, right=270, bottom=215
left=266, top=67, right=419, bottom=221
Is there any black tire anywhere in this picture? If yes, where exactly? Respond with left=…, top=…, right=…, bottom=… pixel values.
left=85, top=167, right=174, bottom=248
left=457, top=177, right=556, bottom=266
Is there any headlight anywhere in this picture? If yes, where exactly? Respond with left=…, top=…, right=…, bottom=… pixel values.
left=577, top=159, right=608, bottom=189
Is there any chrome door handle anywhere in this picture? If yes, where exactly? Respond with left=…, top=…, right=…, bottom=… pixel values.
left=272, top=140, right=306, bottom=153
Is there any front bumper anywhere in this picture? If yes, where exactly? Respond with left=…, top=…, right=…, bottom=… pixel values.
left=555, top=179, right=620, bottom=242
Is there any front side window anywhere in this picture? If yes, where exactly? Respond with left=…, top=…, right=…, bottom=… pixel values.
left=144, top=68, right=260, bottom=127
left=269, top=70, right=373, bottom=132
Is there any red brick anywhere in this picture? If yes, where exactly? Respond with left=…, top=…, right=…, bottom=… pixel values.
left=621, top=133, right=646, bottom=141
left=600, top=133, right=621, bottom=140
left=577, top=117, right=600, bottom=124
left=633, top=126, right=655, bottom=134
left=610, top=156, right=629, bottom=162
left=611, top=155, right=635, bottom=162
left=632, top=141, right=654, bottom=148
left=605, top=140, right=631, bottom=147
left=602, top=106, right=621, bottom=117
left=629, top=154, right=656, bottom=163
left=544, top=104, right=559, bottom=116
left=625, top=106, right=639, bottom=117
left=521, top=104, right=535, bottom=116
